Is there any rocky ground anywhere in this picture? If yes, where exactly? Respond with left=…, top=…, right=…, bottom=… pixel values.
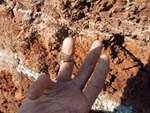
left=0, top=0, right=150, bottom=113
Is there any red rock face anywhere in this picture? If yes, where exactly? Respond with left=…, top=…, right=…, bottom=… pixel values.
left=0, top=0, right=150, bottom=113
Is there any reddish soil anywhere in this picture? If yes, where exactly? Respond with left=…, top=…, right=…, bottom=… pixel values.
left=0, top=0, right=150, bottom=113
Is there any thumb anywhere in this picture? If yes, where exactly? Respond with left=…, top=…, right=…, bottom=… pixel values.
left=27, top=74, right=54, bottom=100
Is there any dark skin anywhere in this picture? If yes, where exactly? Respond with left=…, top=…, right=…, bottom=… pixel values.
left=18, top=38, right=110, bottom=113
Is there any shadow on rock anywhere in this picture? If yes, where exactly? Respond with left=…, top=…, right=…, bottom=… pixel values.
left=121, top=57, right=150, bottom=113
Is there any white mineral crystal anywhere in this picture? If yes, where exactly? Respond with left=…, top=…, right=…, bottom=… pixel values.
left=92, top=94, right=133, bottom=113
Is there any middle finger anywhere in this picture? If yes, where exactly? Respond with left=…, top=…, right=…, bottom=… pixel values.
left=73, top=40, right=103, bottom=90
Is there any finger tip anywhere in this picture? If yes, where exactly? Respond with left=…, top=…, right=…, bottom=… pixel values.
left=94, top=40, right=102, bottom=44
left=100, top=54, right=109, bottom=61
left=63, top=37, right=74, bottom=45
left=27, top=93, right=33, bottom=99
left=27, top=90, right=38, bottom=100
left=91, top=40, right=103, bottom=50
left=94, top=40, right=102, bottom=46
left=100, top=54, right=110, bottom=70
left=63, top=37, right=75, bottom=55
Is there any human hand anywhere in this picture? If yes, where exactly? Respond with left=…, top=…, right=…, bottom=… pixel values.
left=18, top=38, right=109, bottom=113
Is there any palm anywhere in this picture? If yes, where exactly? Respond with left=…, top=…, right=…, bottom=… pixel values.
left=18, top=38, right=109, bottom=113
left=19, top=81, right=89, bottom=113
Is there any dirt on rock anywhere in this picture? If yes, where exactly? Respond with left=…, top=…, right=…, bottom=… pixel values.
left=0, top=0, right=150, bottom=113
